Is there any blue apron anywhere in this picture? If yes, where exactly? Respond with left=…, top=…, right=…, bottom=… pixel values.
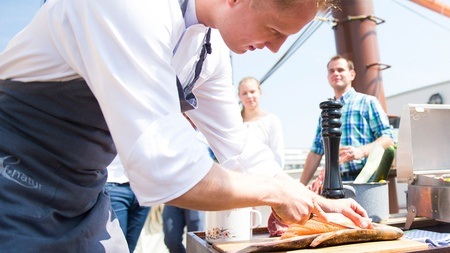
left=0, top=2, right=211, bottom=251
left=0, top=79, right=128, bottom=252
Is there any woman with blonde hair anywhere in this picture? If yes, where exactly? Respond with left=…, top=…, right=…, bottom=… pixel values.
left=238, top=76, right=285, bottom=169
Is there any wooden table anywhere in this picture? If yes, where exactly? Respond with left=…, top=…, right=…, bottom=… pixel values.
left=187, top=229, right=428, bottom=253
left=187, top=215, right=450, bottom=253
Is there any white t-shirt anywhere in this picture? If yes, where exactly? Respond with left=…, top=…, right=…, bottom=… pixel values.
left=0, top=0, right=282, bottom=206
left=107, top=156, right=129, bottom=184
left=244, top=113, right=285, bottom=168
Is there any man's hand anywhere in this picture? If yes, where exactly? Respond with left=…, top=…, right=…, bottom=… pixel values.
left=307, top=167, right=324, bottom=194
left=339, top=146, right=364, bottom=163
left=314, top=196, right=373, bottom=229
left=270, top=173, right=317, bottom=225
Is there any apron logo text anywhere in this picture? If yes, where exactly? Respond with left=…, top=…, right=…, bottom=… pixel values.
left=0, top=156, right=42, bottom=189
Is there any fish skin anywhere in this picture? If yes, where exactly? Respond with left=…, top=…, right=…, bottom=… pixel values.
left=310, top=224, right=403, bottom=247
left=240, top=224, right=404, bottom=252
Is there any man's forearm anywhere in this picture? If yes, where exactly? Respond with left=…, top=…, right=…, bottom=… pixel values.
left=376, top=135, right=395, bottom=149
left=300, top=152, right=322, bottom=185
left=168, top=162, right=373, bottom=229
left=359, top=135, right=395, bottom=157
left=167, top=163, right=280, bottom=210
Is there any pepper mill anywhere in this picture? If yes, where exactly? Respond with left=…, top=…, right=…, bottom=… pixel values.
left=320, top=99, right=345, bottom=199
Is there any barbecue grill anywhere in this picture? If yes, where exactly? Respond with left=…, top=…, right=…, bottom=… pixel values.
left=396, top=104, right=450, bottom=229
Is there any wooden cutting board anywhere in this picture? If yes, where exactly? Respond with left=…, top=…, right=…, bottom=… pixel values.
left=211, top=234, right=429, bottom=253
left=212, top=237, right=428, bottom=253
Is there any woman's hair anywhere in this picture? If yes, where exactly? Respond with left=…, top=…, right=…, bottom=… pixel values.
left=238, top=76, right=261, bottom=89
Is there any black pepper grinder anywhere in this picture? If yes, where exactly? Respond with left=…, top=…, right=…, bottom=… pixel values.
left=320, top=99, right=345, bottom=199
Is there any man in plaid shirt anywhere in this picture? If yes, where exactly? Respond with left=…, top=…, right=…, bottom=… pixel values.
left=300, top=55, right=394, bottom=184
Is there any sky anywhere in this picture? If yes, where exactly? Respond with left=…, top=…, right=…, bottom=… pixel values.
left=1, top=0, right=450, bottom=149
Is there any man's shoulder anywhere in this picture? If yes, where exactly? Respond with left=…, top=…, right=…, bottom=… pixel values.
left=353, top=90, right=375, bottom=98
left=352, top=91, right=381, bottom=103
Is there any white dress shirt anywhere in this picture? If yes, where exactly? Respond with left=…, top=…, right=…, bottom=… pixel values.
left=0, top=0, right=282, bottom=206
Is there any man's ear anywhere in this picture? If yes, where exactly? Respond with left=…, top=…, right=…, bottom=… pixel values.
left=350, top=69, right=356, bottom=80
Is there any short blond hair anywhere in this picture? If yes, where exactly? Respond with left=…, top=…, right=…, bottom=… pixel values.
left=272, top=0, right=338, bottom=11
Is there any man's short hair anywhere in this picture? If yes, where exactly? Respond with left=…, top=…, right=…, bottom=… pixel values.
left=327, top=55, right=354, bottom=71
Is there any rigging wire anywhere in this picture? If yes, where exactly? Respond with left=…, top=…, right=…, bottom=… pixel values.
left=393, top=0, right=450, bottom=33
left=260, top=9, right=333, bottom=85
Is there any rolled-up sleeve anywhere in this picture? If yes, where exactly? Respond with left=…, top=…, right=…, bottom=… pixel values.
left=123, top=113, right=213, bottom=205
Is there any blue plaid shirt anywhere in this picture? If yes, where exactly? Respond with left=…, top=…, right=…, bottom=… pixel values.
left=310, top=88, right=394, bottom=173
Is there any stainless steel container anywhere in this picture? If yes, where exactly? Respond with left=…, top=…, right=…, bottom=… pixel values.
left=396, top=104, right=450, bottom=229
left=343, top=182, right=390, bottom=222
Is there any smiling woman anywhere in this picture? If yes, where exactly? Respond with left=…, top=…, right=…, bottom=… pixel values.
left=238, top=76, right=285, bottom=168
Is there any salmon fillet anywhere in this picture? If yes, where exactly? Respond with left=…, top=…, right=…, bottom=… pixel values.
left=280, top=214, right=356, bottom=239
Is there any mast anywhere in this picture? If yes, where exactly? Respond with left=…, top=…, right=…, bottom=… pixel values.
left=332, top=0, right=389, bottom=111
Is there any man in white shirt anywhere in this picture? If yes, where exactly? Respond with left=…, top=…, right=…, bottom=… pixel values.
left=0, top=0, right=371, bottom=251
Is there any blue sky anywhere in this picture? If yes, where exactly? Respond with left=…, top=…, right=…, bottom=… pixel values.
left=1, top=0, right=450, bottom=148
